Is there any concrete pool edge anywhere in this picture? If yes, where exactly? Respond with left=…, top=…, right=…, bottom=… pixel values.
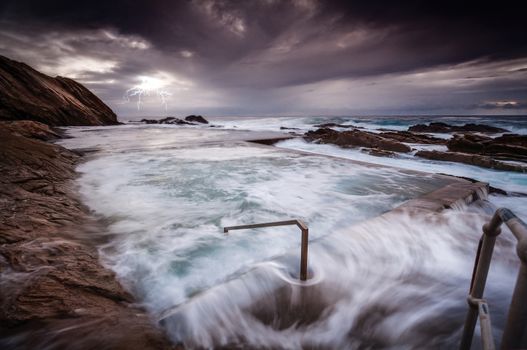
left=395, top=180, right=488, bottom=213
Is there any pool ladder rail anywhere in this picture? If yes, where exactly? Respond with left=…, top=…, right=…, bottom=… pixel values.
left=223, top=219, right=309, bottom=281
left=460, top=208, right=527, bottom=350
left=223, top=210, right=527, bottom=349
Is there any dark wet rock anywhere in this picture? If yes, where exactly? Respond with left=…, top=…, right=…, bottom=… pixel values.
left=447, top=134, right=527, bottom=162
left=314, top=123, right=356, bottom=129
left=280, top=126, right=300, bottom=130
left=161, top=117, right=194, bottom=125
left=250, top=136, right=295, bottom=145
left=304, top=128, right=411, bottom=153
left=362, top=148, right=397, bottom=157
left=0, top=55, right=118, bottom=126
left=141, top=117, right=195, bottom=125
left=415, top=150, right=527, bottom=173
left=379, top=131, right=445, bottom=145
left=446, top=133, right=489, bottom=153
left=494, top=134, right=527, bottom=147
left=185, top=115, right=208, bottom=124
left=0, top=125, right=173, bottom=349
left=140, top=118, right=160, bottom=124
left=408, top=122, right=508, bottom=133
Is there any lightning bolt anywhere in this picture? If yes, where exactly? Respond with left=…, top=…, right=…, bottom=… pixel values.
left=124, top=76, right=172, bottom=111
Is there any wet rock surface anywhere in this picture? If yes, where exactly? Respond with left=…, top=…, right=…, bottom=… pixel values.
left=415, top=150, right=527, bottom=173
left=379, top=130, right=445, bottom=145
left=408, top=122, right=508, bottom=133
left=304, top=128, right=412, bottom=153
left=184, top=115, right=208, bottom=124
left=302, top=122, right=525, bottom=172
left=140, top=115, right=209, bottom=125
left=0, top=55, right=118, bottom=126
left=314, top=122, right=357, bottom=129
left=141, top=116, right=194, bottom=125
left=447, top=133, right=527, bottom=162
left=0, top=124, right=173, bottom=349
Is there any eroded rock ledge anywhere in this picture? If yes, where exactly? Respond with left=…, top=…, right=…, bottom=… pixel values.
left=0, top=121, right=173, bottom=349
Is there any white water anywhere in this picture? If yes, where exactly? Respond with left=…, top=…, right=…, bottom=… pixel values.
left=57, top=116, right=526, bottom=349
left=208, top=115, right=527, bottom=221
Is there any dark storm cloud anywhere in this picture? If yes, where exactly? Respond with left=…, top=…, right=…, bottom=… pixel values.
left=2, top=0, right=526, bottom=75
left=0, top=0, right=526, bottom=115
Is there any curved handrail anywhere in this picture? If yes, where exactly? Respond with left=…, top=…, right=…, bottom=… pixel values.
left=460, top=208, right=527, bottom=350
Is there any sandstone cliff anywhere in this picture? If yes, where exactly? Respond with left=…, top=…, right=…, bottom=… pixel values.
left=0, top=55, right=118, bottom=126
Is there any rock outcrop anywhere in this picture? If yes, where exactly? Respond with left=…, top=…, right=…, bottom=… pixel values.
left=140, top=115, right=209, bottom=125
left=314, top=122, right=356, bottom=128
left=141, top=116, right=194, bottom=125
left=0, top=125, right=173, bottom=349
left=379, top=131, right=445, bottom=145
left=408, top=122, right=508, bottom=133
left=184, top=115, right=208, bottom=124
left=304, top=128, right=411, bottom=153
left=447, top=133, right=527, bottom=162
left=415, top=150, right=527, bottom=173
left=0, top=55, right=118, bottom=126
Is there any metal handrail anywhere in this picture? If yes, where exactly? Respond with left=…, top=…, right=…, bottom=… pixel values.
left=223, top=219, right=309, bottom=281
left=460, top=208, right=527, bottom=350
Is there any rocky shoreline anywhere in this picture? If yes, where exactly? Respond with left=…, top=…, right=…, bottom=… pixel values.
left=302, top=122, right=527, bottom=174
left=0, top=121, right=174, bottom=349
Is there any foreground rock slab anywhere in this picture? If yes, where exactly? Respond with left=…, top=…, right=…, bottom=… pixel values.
left=0, top=124, right=173, bottom=349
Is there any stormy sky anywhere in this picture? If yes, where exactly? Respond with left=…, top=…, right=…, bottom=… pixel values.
left=1, top=0, right=526, bottom=117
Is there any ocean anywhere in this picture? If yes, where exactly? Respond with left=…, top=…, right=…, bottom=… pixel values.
left=57, top=115, right=527, bottom=348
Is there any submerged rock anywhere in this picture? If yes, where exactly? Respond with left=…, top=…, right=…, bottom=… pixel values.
left=0, top=55, right=118, bottom=126
left=415, top=150, right=527, bottom=173
left=409, top=122, right=508, bottom=133
left=304, top=128, right=412, bottom=153
left=185, top=115, right=209, bottom=124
